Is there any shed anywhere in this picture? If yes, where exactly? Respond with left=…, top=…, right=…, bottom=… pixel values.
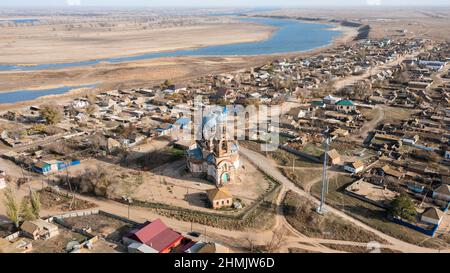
left=432, top=184, right=450, bottom=202
left=421, top=207, right=445, bottom=226
left=344, top=160, right=365, bottom=174
left=206, top=188, right=233, bottom=209
left=20, top=219, right=59, bottom=240
left=321, top=149, right=341, bottom=166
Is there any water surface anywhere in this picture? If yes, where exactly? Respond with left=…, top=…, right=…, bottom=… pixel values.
left=0, top=17, right=340, bottom=71
left=0, top=84, right=96, bottom=104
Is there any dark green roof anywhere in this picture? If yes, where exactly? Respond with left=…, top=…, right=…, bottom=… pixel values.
left=336, top=99, right=355, bottom=106
left=311, top=100, right=325, bottom=106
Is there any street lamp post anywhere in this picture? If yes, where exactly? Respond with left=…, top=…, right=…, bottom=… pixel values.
left=123, top=196, right=133, bottom=220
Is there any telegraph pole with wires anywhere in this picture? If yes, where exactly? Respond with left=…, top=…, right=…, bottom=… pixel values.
left=317, top=127, right=332, bottom=215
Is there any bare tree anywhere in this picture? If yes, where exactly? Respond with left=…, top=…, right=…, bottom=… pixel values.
left=265, top=228, right=288, bottom=252
left=243, top=234, right=258, bottom=253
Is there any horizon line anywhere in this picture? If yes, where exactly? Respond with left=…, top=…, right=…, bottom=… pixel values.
left=1, top=5, right=450, bottom=8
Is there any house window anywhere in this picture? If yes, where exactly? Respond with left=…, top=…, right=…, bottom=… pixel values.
left=222, top=200, right=224, bottom=205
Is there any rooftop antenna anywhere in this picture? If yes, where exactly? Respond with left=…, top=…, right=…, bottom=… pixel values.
left=317, top=126, right=331, bottom=214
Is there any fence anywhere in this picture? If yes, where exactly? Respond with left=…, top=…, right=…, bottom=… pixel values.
left=391, top=217, right=439, bottom=237
left=279, top=144, right=322, bottom=163
left=4, top=231, right=21, bottom=241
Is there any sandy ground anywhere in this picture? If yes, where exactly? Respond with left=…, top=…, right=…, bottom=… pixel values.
left=0, top=20, right=275, bottom=65
left=131, top=156, right=270, bottom=214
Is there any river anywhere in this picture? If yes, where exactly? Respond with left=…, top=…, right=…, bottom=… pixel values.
left=0, top=17, right=341, bottom=103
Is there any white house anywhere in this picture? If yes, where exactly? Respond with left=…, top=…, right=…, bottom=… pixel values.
left=432, top=184, right=450, bottom=202
left=344, top=160, right=365, bottom=174
left=421, top=207, right=445, bottom=226
left=72, top=99, right=89, bottom=109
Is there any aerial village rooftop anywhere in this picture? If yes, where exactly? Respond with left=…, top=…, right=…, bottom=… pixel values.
left=0, top=25, right=449, bottom=252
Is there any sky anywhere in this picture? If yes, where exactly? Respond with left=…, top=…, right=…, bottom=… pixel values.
left=1, top=0, right=449, bottom=7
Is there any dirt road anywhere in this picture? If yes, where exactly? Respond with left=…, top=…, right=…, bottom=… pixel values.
left=239, top=146, right=449, bottom=253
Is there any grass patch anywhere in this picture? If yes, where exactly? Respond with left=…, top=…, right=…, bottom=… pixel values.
left=282, top=168, right=323, bottom=190
left=301, top=143, right=324, bottom=157
left=135, top=146, right=185, bottom=170
left=241, top=140, right=322, bottom=168
left=283, top=190, right=387, bottom=243
left=382, top=107, right=418, bottom=123
left=168, top=147, right=185, bottom=157
left=321, top=243, right=401, bottom=253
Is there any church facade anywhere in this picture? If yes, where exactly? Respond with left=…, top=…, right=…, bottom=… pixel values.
left=187, top=139, right=239, bottom=187
left=186, top=108, right=240, bottom=187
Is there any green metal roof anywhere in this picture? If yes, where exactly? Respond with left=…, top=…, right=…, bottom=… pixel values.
left=336, top=99, right=355, bottom=106
left=310, top=100, right=325, bottom=106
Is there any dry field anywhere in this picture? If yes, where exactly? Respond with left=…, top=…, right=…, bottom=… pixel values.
left=0, top=15, right=274, bottom=64
left=283, top=190, right=388, bottom=244
left=64, top=156, right=271, bottom=216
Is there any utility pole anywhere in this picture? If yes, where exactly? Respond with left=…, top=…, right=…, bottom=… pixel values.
left=317, top=127, right=331, bottom=214
left=66, top=166, right=75, bottom=210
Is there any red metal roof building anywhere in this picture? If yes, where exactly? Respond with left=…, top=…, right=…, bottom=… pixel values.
left=123, top=219, right=184, bottom=253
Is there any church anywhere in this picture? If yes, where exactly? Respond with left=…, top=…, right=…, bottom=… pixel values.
left=186, top=109, right=240, bottom=187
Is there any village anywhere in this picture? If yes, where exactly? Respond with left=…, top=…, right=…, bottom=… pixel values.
left=0, top=33, right=449, bottom=253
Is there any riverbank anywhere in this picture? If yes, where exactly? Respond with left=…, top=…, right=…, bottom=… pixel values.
left=0, top=19, right=357, bottom=110
left=0, top=18, right=275, bottom=66
left=0, top=17, right=341, bottom=71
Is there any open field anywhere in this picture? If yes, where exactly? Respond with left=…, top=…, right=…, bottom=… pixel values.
left=360, top=106, right=418, bottom=124
left=0, top=18, right=274, bottom=65
left=61, top=155, right=271, bottom=216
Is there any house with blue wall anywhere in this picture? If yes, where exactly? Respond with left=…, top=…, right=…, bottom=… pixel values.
left=33, top=159, right=80, bottom=175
